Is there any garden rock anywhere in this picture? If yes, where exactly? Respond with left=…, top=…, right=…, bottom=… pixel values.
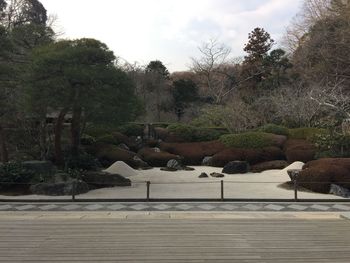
left=167, top=159, right=183, bottom=170
left=30, top=181, right=89, bottom=196
left=329, top=184, right=350, bottom=198
left=222, top=161, right=250, bottom=174
left=81, top=171, right=131, bottom=188
left=202, top=156, right=213, bottom=166
left=210, top=172, right=225, bottom=178
left=199, top=173, right=209, bottom=178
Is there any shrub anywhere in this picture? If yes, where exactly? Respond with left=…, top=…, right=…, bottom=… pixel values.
left=167, top=124, right=196, bottom=141
left=259, top=124, right=289, bottom=136
left=85, top=126, right=115, bottom=138
left=81, top=134, right=96, bottom=145
left=96, top=134, right=121, bottom=145
left=288, top=127, right=328, bottom=140
left=0, top=162, right=35, bottom=189
left=313, top=133, right=350, bottom=158
left=219, top=132, right=276, bottom=149
left=117, top=123, right=143, bottom=137
left=64, top=152, right=100, bottom=171
left=167, top=124, right=227, bottom=142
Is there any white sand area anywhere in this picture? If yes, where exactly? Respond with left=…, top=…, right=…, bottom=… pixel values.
left=1, top=162, right=342, bottom=200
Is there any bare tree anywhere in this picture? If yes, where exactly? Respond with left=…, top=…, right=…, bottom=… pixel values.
left=191, top=39, right=235, bottom=104
left=283, top=0, right=332, bottom=53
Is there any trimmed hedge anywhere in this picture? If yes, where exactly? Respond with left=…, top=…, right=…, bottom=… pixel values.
left=116, top=123, right=143, bottom=137
left=96, top=134, right=121, bottom=145
left=167, top=124, right=227, bottom=142
left=219, top=132, right=276, bottom=149
left=259, top=124, right=289, bottom=136
left=288, top=127, right=328, bottom=140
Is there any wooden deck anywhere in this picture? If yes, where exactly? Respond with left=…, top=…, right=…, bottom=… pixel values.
left=0, top=214, right=350, bottom=262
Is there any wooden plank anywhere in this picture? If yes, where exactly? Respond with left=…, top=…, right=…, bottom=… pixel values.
left=0, top=218, right=349, bottom=262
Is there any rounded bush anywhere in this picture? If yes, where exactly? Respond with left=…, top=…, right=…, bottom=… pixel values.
left=167, top=124, right=227, bottom=142
left=259, top=124, right=289, bottom=136
left=219, top=132, right=276, bottom=149
left=96, top=134, right=121, bottom=145
left=117, top=123, right=143, bottom=137
left=288, top=127, right=328, bottom=140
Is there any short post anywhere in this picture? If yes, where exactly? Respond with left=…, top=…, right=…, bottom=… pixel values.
left=146, top=181, right=151, bottom=202
left=287, top=169, right=300, bottom=202
left=221, top=180, right=224, bottom=201
left=72, top=179, right=76, bottom=202
left=294, top=176, right=298, bottom=202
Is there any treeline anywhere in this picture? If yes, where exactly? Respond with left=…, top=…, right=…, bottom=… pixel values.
left=0, top=0, right=349, bottom=165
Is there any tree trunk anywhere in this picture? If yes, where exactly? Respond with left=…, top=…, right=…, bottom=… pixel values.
left=0, top=125, right=9, bottom=163
left=54, top=108, right=68, bottom=166
left=71, top=106, right=82, bottom=157
left=39, top=119, right=48, bottom=160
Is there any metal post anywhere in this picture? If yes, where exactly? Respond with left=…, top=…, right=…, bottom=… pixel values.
left=294, top=177, right=298, bottom=202
left=221, top=180, right=224, bottom=201
left=72, top=180, right=76, bottom=202
left=146, top=181, right=150, bottom=202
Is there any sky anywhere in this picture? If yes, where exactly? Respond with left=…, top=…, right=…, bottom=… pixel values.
left=40, top=0, right=303, bottom=72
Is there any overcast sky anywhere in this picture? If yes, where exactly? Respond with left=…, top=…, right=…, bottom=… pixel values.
left=40, top=0, right=303, bottom=72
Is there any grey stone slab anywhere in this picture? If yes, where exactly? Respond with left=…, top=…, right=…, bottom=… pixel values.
left=84, top=204, right=105, bottom=211
left=333, top=204, right=350, bottom=211
left=0, top=205, right=12, bottom=210
left=39, top=204, right=59, bottom=211
left=15, top=205, right=36, bottom=211
left=62, top=204, right=82, bottom=211
left=264, top=204, right=285, bottom=211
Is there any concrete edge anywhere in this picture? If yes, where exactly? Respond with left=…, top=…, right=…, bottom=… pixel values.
left=0, top=211, right=344, bottom=220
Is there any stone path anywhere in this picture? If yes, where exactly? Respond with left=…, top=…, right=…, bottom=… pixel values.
left=1, top=202, right=350, bottom=212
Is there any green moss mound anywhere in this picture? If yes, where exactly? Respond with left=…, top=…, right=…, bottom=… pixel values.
left=219, top=132, right=276, bottom=149
left=288, top=127, right=328, bottom=140
left=167, top=124, right=226, bottom=142
left=116, top=123, right=143, bottom=137
left=259, top=124, right=289, bottom=136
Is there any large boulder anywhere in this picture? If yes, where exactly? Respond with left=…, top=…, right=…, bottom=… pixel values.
left=211, top=147, right=285, bottom=167
left=284, top=139, right=316, bottom=163
left=251, top=160, right=289, bottom=173
left=81, top=171, right=131, bottom=189
left=298, top=158, right=350, bottom=193
left=167, top=159, right=183, bottom=170
left=30, top=181, right=89, bottom=196
left=138, top=147, right=180, bottom=167
left=222, top=161, right=250, bottom=174
left=159, top=141, right=226, bottom=165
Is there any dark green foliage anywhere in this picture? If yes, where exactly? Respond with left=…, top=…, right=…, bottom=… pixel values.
left=117, top=123, right=143, bottom=137
left=80, top=134, right=96, bottom=146
left=244, top=27, right=274, bottom=62
left=167, top=124, right=227, bottom=142
left=85, top=126, right=116, bottom=138
left=145, top=60, right=170, bottom=78
left=259, top=124, right=289, bottom=136
left=0, top=162, right=34, bottom=188
left=288, top=128, right=328, bottom=140
left=219, top=132, right=275, bottom=149
left=96, top=134, right=121, bottom=145
left=64, top=152, right=100, bottom=171
left=313, top=133, right=350, bottom=158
